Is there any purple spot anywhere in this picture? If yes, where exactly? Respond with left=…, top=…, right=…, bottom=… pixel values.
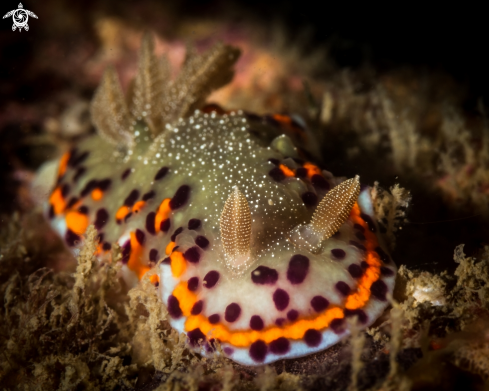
left=80, top=179, right=97, bottom=197
left=311, top=296, right=329, bottom=312
left=380, top=266, right=395, bottom=277
left=251, top=266, right=278, bottom=285
left=209, top=314, right=220, bottom=324
left=268, top=158, right=279, bottom=165
left=184, top=247, right=200, bottom=263
left=268, top=167, right=285, bottom=182
left=188, top=218, right=201, bottom=230
left=65, top=229, right=80, bottom=247
left=295, top=167, right=307, bottom=178
left=223, top=347, right=234, bottom=355
left=195, top=236, right=209, bottom=249
left=273, top=289, right=290, bottom=311
left=187, top=328, right=206, bottom=346
left=249, top=340, right=268, bottom=363
left=97, top=179, right=111, bottom=191
left=78, top=205, right=89, bottom=215
left=170, top=185, right=190, bottom=210
left=311, top=174, right=330, bottom=190
left=160, top=218, right=171, bottom=232
left=349, top=241, right=366, bottom=251
left=48, top=205, right=54, bottom=219
left=353, top=223, right=365, bottom=232
left=203, top=271, right=220, bottom=288
left=331, top=249, right=346, bottom=260
left=302, top=191, right=318, bottom=207
left=360, top=213, right=377, bottom=232
left=121, top=168, right=131, bottom=180
left=124, top=190, right=139, bottom=207
left=348, top=264, right=364, bottom=278
left=225, top=303, right=241, bottom=322
left=270, top=337, right=290, bottom=355
left=187, top=277, right=199, bottom=291
left=275, top=318, right=286, bottom=326
left=66, top=196, right=79, bottom=209
left=304, top=329, right=322, bottom=347
left=344, top=309, right=368, bottom=324
left=149, top=249, right=158, bottom=262
left=61, top=183, right=70, bottom=197
left=371, top=280, right=388, bottom=301
left=330, top=318, right=346, bottom=334
left=154, top=166, right=169, bottom=181
left=95, top=208, right=109, bottom=230
left=191, top=300, right=204, bottom=315
left=145, top=212, right=156, bottom=235
left=121, top=240, right=131, bottom=264
left=287, top=309, right=299, bottom=321
left=361, top=261, right=369, bottom=269
left=71, top=151, right=89, bottom=167
left=142, top=190, right=155, bottom=201
left=287, top=254, right=310, bottom=284
left=129, top=231, right=144, bottom=249
left=167, top=295, right=182, bottom=318
left=375, top=247, right=392, bottom=264
left=102, top=242, right=111, bottom=251
left=336, top=281, right=351, bottom=296
left=171, top=227, right=184, bottom=241
left=124, top=212, right=132, bottom=222
left=356, top=232, right=366, bottom=241
left=250, top=315, right=264, bottom=331
left=73, top=167, right=86, bottom=182
left=162, top=257, right=170, bottom=265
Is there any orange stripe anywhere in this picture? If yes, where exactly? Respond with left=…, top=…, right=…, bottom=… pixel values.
left=279, top=164, right=295, bottom=177
left=155, top=198, right=171, bottom=233
left=116, top=206, right=130, bottom=221
left=57, top=152, right=70, bottom=178
left=170, top=251, right=186, bottom=278
left=49, top=187, right=66, bottom=215
left=127, top=232, right=150, bottom=280
left=65, top=211, right=89, bottom=235
left=303, top=162, right=322, bottom=179
left=132, top=200, right=146, bottom=214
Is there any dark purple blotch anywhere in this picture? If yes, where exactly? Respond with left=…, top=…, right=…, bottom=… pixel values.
left=269, top=337, right=290, bottom=355
left=301, top=191, right=318, bottom=207
left=273, top=288, right=290, bottom=311
left=304, top=329, right=322, bottom=347
left=268, top=167, right=285, bottom=182
left=124, top=189, right=139, bottom=207
left=287, top=309, right=299, bottom=322
left=249, top=340, right=268, bottom=363
left=195, top=236, right=209, bottom=249
left=225, top=303, right=241, bottom=323
left=171, top=227, right=184, bottom=241
left=348, top=264, right=364, bottom=278
left=188, top=218, right=201, bottom=230
left=149, top=249, right=158, bottom=263
left=187, top=277, right=199, bottom=291
left=310, top=296, right=329, bottom=312
left=208, top=314, right=220, bottom=324
left=191, top=300, right=204, bottom=315
left=94, top=208, right=109, bottom=230
left=335, top=281, right=351, bottom=296
left=250, top=315, right=264, bottom=331
left=331, top=248, right=346, bottom=260
left=184, top=247, right=200, bottom=263
left=187, top=328, right=206, bottom=346
left=135, top=229, right=145, bottom=245
left=203, top=271, right=220, bottom=288
left=154, top=166, right=169, bottom=181
left=145, top=212, right=156, bottom=235
left=167, top=295, right=182, bottom=319
left=251, top=266, right=278, bottom=285
left=371, top=280, right=388, bottom=301
left=170, top=185, right=190, bottom=210
left=287, top=254, right=310, bottom=284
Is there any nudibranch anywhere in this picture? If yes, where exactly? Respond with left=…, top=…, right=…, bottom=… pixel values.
left=44, top=34, right=396, bottom=365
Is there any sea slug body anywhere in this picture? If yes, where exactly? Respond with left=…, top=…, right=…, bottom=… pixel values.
left=43, top=34, right=396, bottom=365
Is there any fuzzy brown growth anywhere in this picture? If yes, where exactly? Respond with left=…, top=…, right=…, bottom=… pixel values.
left=311, top=175, right=361, bottom=240
left=90, top=67, right=134, bottom=148
left=220, top=187, right=252, bottom=270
